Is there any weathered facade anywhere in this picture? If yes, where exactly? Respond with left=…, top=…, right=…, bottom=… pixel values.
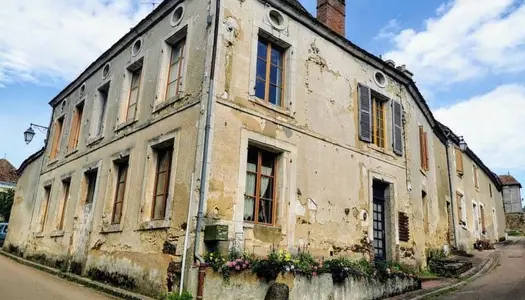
left=499, top=174, right=522, bottom=213
left=4, top=0, right=507, bottom=298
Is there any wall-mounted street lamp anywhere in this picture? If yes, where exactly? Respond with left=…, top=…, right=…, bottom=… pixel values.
left=24, top=123, right=48, bottom=145
left=458, top=136, right=468, bottom=152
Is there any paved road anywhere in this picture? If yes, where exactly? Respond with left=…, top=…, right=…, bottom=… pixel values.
left=438, top=237, right=525, bottom=300
left=0, top=254, right=116, bottom=300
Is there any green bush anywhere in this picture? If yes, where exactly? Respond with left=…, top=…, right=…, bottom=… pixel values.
left=507, top=230, right=522, bottom=236
left=166, top=291, right=192, bottom=300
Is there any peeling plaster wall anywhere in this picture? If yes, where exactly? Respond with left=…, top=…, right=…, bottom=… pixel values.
left=12, top=0, right=212, bottom=297
left=3, top=154, right=43, bottom=253
left=205, top=0, right=446, bottom=268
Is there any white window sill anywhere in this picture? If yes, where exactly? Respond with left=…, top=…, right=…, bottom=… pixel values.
left=420, top=168, right=428, bottom=177
left=153, top=96, right=183, bottom=114
left=87, top=135, right=104, bottom=147
left=137, top=219, right=171, bottom=231
left=50, top=230, right=64, bottom=238
left=65, top=149, right=79, bottom=158
left=250, top=97, right=293, bottom=118
left=47, top=158, right=59, bottom=166
left=367, top=144, right=396, bottom=158
left=115, top=119, right=137, bottom=133
left=33, top=232, right=44, bottom=238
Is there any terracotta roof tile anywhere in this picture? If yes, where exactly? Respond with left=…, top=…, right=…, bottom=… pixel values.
left=0, top=159, right=18, bottom=184
left=498, top=174, right=521, bottom=187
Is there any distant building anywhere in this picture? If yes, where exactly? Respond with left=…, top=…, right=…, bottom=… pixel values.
left=0, top=159, right=18, bottom=192
left=499, top=174, right=522, bottom=213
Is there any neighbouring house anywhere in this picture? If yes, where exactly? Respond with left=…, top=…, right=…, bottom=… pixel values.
left=499, top=174, right=522, bottom=213
left=0, top=159, right=18, bottom=192
left=4, top=0, right=507, bottom=298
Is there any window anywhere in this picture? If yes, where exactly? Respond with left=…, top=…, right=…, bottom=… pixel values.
left=85, top=170, right=98, bottom=204
left=126, top=67, right=142, bottom=121
left=489, top=184, right=493, bottom=198
left=41, top=186, right=52, bottom=232
left=152, top=146, right=173, bottom=220
left=112, top=160, right=129, bottom=224
left=68, top=102, right=84, bottom=152
left=455, top=147, right=463, bottom=175
left=57, top=180, right=70, bottom=230
left=422, top=191, right=429, bottom=233
left=165, top=39, right=186, bottom=101
left=419, top=126, right=429, bottom=170
left=480, top=205, right=486, bottom=233
left=473, top=165, right=479, bottom=189
left=255, top=37, right=285, bottom=106
left=50, top=117, right=64, bottom=160
left=244, top=146, right=278, bottom=225
left=96, top=84, right=109, bottom=137
left=372, top=96, right=386, bottom=148
left=456, top=192, right=465, bottom=225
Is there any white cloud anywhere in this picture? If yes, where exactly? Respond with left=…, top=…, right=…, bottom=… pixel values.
left=0, top=0, right=154, bottom=86
left=435, top=84, right=525, bottom=171
left=382, top=0, right=525, bottom=86
left=375, top=19, right=400, bottom=40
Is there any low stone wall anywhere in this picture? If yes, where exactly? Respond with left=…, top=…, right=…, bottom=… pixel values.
left=506, top=213, right=525, bottom=233
left=203, top=270, right=421, bottom=300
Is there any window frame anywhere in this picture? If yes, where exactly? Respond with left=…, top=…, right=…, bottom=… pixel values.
left=57, top=179, right=70, bottom=231
left=244, top=146, right=278, bottom=225
left=455, top=147, right=464, bottom=175
left=50, top=116, right=65, bottom=160
left=94, top=83, right=110, bottom=138
left=473, top=165, right=479, bottom=190
left=371, top=95, right=386, bottom=149
left=419, top=126, right=429, bottom=171
left=41, top=185, right=52, bottom=232
left=255, top=36, right=286, bottom=107
left=126, top=67, right=143, bottom=122
left=68, top=102, right=84, bottom=152
left=151, top=145, right=174, bottom=220
left=111, top=159, right=129, bottom=224
left=85, top=170, right=98, bottom=204
left=164, top=38, right=186, bottom=102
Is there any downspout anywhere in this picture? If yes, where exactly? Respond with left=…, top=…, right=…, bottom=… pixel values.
left=194, top=0, right=220, bottom=264
left=444, top=136, right=458, bottom=248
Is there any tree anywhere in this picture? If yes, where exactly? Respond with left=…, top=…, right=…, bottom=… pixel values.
left=0, top=189, right=14, bottom=222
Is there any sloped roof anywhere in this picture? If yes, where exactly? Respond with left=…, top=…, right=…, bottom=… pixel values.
left=0, top=159, right=19, bottom=184
left=17, top=148, right=45, bottom=175
left=499, top=175, right=522, bottom=187
left=283, top=0, right=311, bottom=15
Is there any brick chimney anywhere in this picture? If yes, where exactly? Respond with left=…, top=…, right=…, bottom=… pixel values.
left=317, top=0, right=346, bottom=36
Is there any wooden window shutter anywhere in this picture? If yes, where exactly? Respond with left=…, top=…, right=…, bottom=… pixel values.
left=398, top=212, right=410, bottom=242
left=455, top=147, right=463, bottom=174
left=392, top=100, right=403, bottom=155
left=419, top=126, right=425, bottom=169
left=358, top=84, right=372, bottom=142
left=50, top=121, right=60, bottom=159
left=423, top=131, right=429, bottom=170
left=68, top=111, right=79, bottom=151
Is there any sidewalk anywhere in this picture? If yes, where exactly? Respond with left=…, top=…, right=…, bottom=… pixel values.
left=389, top=248, right=500, bottom=300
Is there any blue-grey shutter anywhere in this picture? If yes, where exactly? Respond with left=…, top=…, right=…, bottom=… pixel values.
left=392, top=100, right=403, bottom=155
left=358, top=84, right=372, bottom=142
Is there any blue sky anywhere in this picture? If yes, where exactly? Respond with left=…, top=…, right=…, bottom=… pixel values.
left=1, top=0, right=525, bottom=197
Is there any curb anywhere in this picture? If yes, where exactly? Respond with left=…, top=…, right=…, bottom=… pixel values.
left=0, top=250, right=155, bottom=300
left=406, top=253, right=499, bottom=300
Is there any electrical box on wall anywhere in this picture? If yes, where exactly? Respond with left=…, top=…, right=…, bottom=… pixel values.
left=204, top=225, right=229, bottom=241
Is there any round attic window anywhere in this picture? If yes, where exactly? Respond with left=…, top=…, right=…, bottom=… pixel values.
left=102, top=63, right=111, bottom=78
left=79, top=83, right=86, bottom=97
left=374, top=71, right=387, bottom=88
left=171, top=4, right=184, bottom=27
left=131, top=38, right=142, bottom=56
left=268, top=9, right=286, bottom=30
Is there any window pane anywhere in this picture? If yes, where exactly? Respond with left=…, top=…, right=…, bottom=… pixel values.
left=257, top=39, right=267, bottom=59
left=166, top=81, right=177, bottom=99
left=247, top=148, right=258, bottom=172
left=245, top=173, right=256, bottom=197
left=169, top=60, right=180, bottom=82
left=255, top=79, right=266, bottom=99
left=153, top=195, right=166, bottom=219
left=118, top=163, right=128, bottom=183
left=270, top=66, right=282, bottom=86
left=244, top=196, right=255, bottom=221
left=261, top=153, right=274, bottom=176
left=271, top=47, right=282, bottom=66
left=117, top=183, right=125, bottom=203
left=127, top=103, right=137, bottom=121
left=171, top=44, right=182, bottom=63
left=113, top=202, right=122, bottom=224
left=256, top=58, right=267, bottom=80
left=269, top=85, right=281, bottom=106
left=155, top=172, right=167, bottom=197
left=258, top=199, right=273, bottom=224
left=260, top=176, right=273, bottom=199
left=159, top=150, right=172, bottom=171
left=131, top=70, right=141, bottom=88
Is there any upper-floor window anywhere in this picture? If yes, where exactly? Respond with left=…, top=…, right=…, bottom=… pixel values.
left=489, top=184, right=493, bottom=197
left=50, top=116, right=64, bottom=160
left=244, top=146, right=278, bottom=225
left=68, top=102, right=84, bottom=152
left=152, top=145, right=173, bottom=220
left=358, top=84, right=403, bottom=155
left=94, top=84, right=109, bottom=138
left=419, top=126, right=429, bottom=171
left=455, top=147, right=463, bottom=175
left=165, top=39, right=186, bottom=101
left=473, top=165, right=479, bottom=189
left=126, top=67, right=142, bottom=121
left=255, top=37, right=285, bottom=107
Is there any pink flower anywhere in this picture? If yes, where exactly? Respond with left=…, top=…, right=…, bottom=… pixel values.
left=235, top=265, right=241, bottom=270
left=312, top=272, right=317, bottom=277
left=244, top=260, right=249, bottom=265
left=226, top=261, right=233, bottom=268
left=243, top=264, right=248, bottom=269
left=232, top=261, right=236, bottom=266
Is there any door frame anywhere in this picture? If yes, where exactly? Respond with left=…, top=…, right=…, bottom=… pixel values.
left=368, top=172, right=396, bottom=262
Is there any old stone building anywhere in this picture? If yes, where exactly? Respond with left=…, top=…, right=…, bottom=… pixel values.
left=499, top=174, right=522, bottom=213
left=4, top=0, right=507, bottom=297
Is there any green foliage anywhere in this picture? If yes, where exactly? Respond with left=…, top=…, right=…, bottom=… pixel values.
left=426, top=248, right=446, bottom=263
left=292, top=250, right=320, bottom=279
left=166, top=291, right=193, bottom=300
left=251, top=248, right=289, bottom=282
left=203, top=252, right=226, bottom=272
left=0, top=189, right=14, bottom=222
left=507, top=230, right=522, bottom=236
